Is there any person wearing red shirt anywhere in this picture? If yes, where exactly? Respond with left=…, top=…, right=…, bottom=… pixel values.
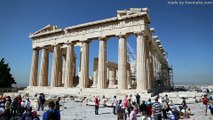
left=202, top=94, right=208, bottom=115
left=94, top=96, right=100, bottom=115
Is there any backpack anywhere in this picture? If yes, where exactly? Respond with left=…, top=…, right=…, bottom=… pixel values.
left=47, top=110, right=58, bottom=120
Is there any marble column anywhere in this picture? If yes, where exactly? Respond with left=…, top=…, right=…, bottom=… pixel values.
left=146, top=58, right=151, bottom=89
left=29, top=48, right=39, bottom=86
left=118, top=34, right=127, bottom=89
left=108, top=69, right=115, bottom=87
left=79, top=41, right=89, bottom=88
left=72, top=48, right=76, bottom=84
left=92, top=70, right=98, bottom=87
left=152, top=54, right=156, bottom=82
left=127, top=69, right=131, bottom=89
left=39, top=48, right=49, bottom=86
left=51, top=45, right=60, bottom=87
left=149, top=52, right=154, bottom=89
left=57, top=49, right=63, bottom=86
left=62, top=55, right=66, bottom=85
left=64, top=43, right=74, bottom=87
left=98, top=38, right=107, bottom=89
left=136, top=32, right=147, bottom=90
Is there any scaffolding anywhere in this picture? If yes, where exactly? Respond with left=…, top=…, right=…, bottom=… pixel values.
left=127, top=42, right=136, bottom=81
left=169, top=65, right=174, bottom=87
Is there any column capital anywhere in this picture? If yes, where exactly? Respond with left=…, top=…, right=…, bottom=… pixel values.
left=53, top=44, right=63, bottom=47
left=117, top=33, right=127, bottom=38
left=135, top=31, right=145, bottom=36
left=99, top=36, right=107, bottom=40
left=33, top=47, right=40, bottom=50
left=66, top=42, right=74, bottom=46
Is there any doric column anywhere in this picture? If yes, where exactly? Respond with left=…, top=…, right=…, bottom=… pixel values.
left=127, top=69, right=131, bottom=89
left=39, top=48, right=49, bottom=86
left=57, top=48, right=63, bottom=86
left=149, top=51, right=154, bottom=89
left=152, top=54, right=156, bottom=81
left=118, top=34, right=127, bottom=89
left=92, top=70, right=98, bottom=87
left=62, top=55, right=66, bottom=85
left=98, top=38, right=107, bottom=89
left=146, top=58, right=151, bottom=89
left=72, top=48, right=76, bottom=84
left=29, top=48, right=39, bottom=86
left=51, top=45, right=60, bottom=87
left=108, top=69, right=115, bottom=87
left=126, top=63, right=131, bottom=89
left=136, top=32, right=147, bottom=90
left=64, top=43, right=74, bottom=87
left=79, top=41, right=89, bottom=88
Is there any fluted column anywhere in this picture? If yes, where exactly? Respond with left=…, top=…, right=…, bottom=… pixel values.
left=39, top=48, right=49, bottom=86
left=29, top=48, right=39, bottom=86
left=57, top=48, right=63, bottom=86
left=136, top=32, right=147, bottom=90
left=51, top=45, right=60, bottom=87
left=79, top=41, right=89, bottom=88
left=149, top=52, right=154, bottom=89
left=127, top=69, right=131, bottom=89
left=146, top=58, right=151, bottom=89
left=64, top=43, right=74, bottom=87
left=118, top=34, right=127, bottom=89
left=62, top=55, right=66, bottom=85
left=108, top=69, right=115, bottom=87
left=98, top=38, right=107, bottom=89
left=72, top=48, right=76, bottom=84
left=92, top=70, right=98, bottom=87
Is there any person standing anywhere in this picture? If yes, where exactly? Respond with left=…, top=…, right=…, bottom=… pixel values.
left=4, top=96, right=12, bottom=120
left=164, top=94, right=169, bottom=104
left=12, top=97, right=18, bottom=117
left=55, top=97, right=61, bottom=111
left=112, top=96, right=118, bottom=115
left=21, top=107, right=33, bottom=120
left=181, top=97, right=187, bottom=110
left=130, top=106, right=137, bottom=120
left=152, top=97, right=162, bottom=120
left=94, top=96, right=100, bottom=115
left=38, top=93, right=45, bottom=111
left=25, top=98, right=31, bottom=110
left=146, top=98, right=152, bottom=119
left=135, top=93, right=140, bottom=105
left=162, top=99, right=168, bottom=119
left=123, top=95, right=128, bottom=109
left=202, top=94, right=208, bottom=115
left=139, top=100, right=147, bottom=119
left=42, top=101, right=60, bottom=120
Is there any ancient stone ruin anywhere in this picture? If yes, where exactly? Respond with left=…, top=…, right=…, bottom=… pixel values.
left=28, top=8, right=172, bottom=96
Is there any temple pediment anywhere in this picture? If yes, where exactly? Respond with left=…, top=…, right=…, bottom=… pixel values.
left=30, top=24, right=62, bottom=38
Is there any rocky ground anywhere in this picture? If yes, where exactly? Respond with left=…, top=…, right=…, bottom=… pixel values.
left=34, top=99, right=213, bottom=120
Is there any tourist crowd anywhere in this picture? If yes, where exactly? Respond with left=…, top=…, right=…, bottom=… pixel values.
left=0, top=92, right=212, bottom=120
left=94, top=93, right=213, bottom=120
left=0, top=93, right=61, bottom=120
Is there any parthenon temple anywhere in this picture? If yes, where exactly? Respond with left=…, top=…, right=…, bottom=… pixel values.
left=28, top=8, right=172, bottom=95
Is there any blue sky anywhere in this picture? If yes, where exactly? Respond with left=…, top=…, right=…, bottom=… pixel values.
left=0, top=0, right=212, bottom=86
